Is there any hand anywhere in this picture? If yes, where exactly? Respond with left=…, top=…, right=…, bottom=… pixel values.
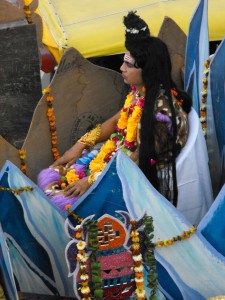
left=50, top=142, right=85, bottom=168
left=63, top=177, right=90, bottom=198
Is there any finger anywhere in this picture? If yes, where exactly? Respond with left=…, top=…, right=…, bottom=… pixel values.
left=77, top=190, right=85, bottom=198
left=64, top=186, right=80, bottom=197
left=50, top=160, right=63, bottom=168
left=66, top=159, right=76, bottom=168
left=64, top=183, right=76, bottom=193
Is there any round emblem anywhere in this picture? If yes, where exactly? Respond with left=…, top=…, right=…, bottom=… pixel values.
left=70, top=112, right=103, bottom=144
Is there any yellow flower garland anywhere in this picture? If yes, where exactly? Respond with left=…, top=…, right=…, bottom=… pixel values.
left=117, top=93, right=133, bottom=129
left=89, top=87, right=145, bottom=175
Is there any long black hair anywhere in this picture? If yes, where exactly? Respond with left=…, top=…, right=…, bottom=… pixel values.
left=123, top=11, right=192, bottom=205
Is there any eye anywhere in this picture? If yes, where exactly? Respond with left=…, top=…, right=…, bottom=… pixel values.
left=124, top=61, right=135, bottom=68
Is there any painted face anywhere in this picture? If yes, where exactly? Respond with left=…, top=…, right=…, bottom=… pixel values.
left=120, top=52, right=144, bottom=88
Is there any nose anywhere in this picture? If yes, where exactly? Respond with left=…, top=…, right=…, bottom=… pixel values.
left=120, top=62, right=126, bottom=72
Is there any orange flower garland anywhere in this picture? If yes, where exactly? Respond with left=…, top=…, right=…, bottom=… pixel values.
left=65, top=206, right=95, bottom=300
left=89, top=86, right=145, bottom=176
left=65, top=204, right=83, bottom=224
left=76, top=234, right=91, bottom=299
left=130, top=220, right=146, bottom=300
left=19, top=149, right=27, bottom=175
left=0, top=185, right=33, bottom=195
left=23, top=0, right=32, bottom=24
left=1, top=149, right=32, bottom=193
left=155, top=225, right=197, bottom=248
left=43, top=87, right=61, bottom=161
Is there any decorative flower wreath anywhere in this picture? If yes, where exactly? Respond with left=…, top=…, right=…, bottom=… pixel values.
left=200, top=58, right=211, bottom=137
left=43, top=87, right=61, bottom=161
left=89, top=85, right=145, bottom=175
left=19, top=149, right=27, bottom=174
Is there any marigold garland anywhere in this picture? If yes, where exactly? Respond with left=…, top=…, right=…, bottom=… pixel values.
left=155, top=225, right=197, bottom=248
left=65, top=204, right=83, bottom=224
left=89, top=86, right=145, bottom=176
left=19, top=149, right=27, bottom=175
left=23, top=1, right=32, bottom=24
left=200, top=58, right=211, bottom=137
left=2, top=149, right=32, bottom=196
left=130, top=220, right=147, bottom=300
left=66, top=206, right=90, bottom=299
left=75, top=225, right=91, bottom=299
left=65, top=206, right=102, bottom=299
left=0, top=185, right=33, bottom=195
left=43, top=87, right=61, bottom=161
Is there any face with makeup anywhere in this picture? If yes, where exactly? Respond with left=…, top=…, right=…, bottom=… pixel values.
left=120, top=52, right=144, bottom=91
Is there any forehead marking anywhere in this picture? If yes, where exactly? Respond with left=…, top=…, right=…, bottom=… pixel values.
left=123, top=53, right=135, bottom=64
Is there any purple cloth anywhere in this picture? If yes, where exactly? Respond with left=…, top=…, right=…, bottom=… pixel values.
left=37, top=163, right=88, bottom=211
left=37, top=149, right=98, bottom=211
left=37, top=168, right=60, bottom=191
left=50, top=193, right=79, bottom=211
left=155, top=112, right=173, bottom=133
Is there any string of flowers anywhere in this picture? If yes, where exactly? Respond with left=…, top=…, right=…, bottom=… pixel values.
left=0, top=185, right=33, bottom=195
left=130, top=219, right=148, bottom=300
left=87, top=220, right=103, bottom=299
left=65, top=204, right=83, bottom=224
left=43, top=87, right=61, bottom=161
left=75, top=224, right=91, bottom=299
left=200, top=58, right=211, bottom=137
left=19, top=149, right=27, bottom=175
left=155, top=225, right=197, bottom=248
left=89, top=85, right=145, bottom=175
left=23, top=0, right=32, bottom=24
left=143, top=216, right=158, bottom=300
left=1, top=149, right=32, bottom=195
left=65, top=205, right=102, bottom=299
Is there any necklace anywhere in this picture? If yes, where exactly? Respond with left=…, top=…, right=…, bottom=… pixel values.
left=89, top=85, right=145, bottom=174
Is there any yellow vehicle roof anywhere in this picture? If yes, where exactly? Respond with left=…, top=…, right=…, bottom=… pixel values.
left=37, top=0, right=225, bottom=63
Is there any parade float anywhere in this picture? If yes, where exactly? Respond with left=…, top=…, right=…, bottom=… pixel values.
left=0, top=0, right=225, bottom=299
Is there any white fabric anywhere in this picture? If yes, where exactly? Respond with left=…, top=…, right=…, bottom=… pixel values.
left=40, top=71, right=51, bottom=90
left=176, top=108, right=213, bottom=225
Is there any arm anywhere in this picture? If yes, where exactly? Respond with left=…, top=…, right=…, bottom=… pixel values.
left=93, top=111, right=120, bottom=143
left=51, top=111, right=120, bottom=168
left=58, top=111, right=121, bottom=198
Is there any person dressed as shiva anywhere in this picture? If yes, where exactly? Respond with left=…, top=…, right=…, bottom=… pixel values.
left=38, top=11, right=192, bottom=211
